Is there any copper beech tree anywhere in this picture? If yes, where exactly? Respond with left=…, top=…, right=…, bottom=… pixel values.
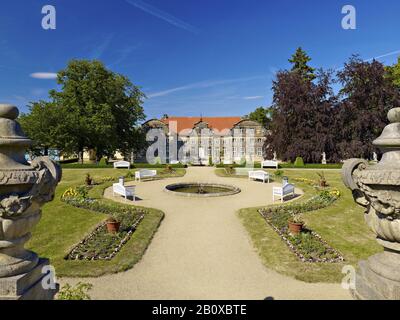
left=265, top=50, right=400, bottom=163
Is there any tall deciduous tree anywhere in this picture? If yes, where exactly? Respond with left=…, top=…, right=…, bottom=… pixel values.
left=20, top=60, right=146, bottom=162
left=47, top=59, right=146, bottom=162
left=386, top=56, right=400, bottom=88
left=246, top=106, right=272, bottom=128
left=266, top=69, right=336, bottom=163
left=335, top=56, right=400, bottom=159
left=19, top=101, right=63, bottom=156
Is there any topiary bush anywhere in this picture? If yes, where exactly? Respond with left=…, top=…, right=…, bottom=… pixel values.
left=98, top=157, right=108, bottom=166
left=294, top=157, right=305, bottom=168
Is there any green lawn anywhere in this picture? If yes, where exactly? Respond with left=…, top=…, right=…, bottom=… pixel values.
left=27, top=168, right=185, bottom=277
left=28, top=166, right=380, bottom=283
left=217, top=168, right=382, bottom=283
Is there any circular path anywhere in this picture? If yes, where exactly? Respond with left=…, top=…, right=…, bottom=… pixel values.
left=62, top=167, right=351, bottom=300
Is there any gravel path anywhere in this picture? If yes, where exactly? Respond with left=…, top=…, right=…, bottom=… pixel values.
left=61, top=167, right=351, bottom=300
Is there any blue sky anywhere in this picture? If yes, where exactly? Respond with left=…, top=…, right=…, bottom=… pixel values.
left=1, top=0, right=400, bottom=119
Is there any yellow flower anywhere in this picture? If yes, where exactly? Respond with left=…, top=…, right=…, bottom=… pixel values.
left=328, top=189, right=341, bottom=198
left=62, top=187, right=79, bottom=199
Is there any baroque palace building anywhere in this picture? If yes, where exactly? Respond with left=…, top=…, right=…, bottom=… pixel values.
left=141, top=116, right=267, bottom=164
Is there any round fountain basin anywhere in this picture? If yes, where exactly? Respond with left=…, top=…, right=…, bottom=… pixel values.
left=165, top=183, right=241, bottom=198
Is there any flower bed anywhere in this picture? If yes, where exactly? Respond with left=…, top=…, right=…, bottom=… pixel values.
left=62, top=184, right=147, bottom=261
left=65, top=212, right=145, bottom=261
left=259, top=191, right=344, bottom=263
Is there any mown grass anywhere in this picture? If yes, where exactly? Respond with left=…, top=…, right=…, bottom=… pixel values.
left=27, top=168, right=185, bottom=277
left=218, top=168, right=382, bottom=283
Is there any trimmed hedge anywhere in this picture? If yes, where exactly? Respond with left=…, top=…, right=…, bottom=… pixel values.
left=61, top=162, right=187, bottom=169
left=62, top=163, right=114, bottom=169
left=132, top=163, right=186, bottom=169
left=279, top=163, right=343, bottom=169
left=215, top=162, right=261, bottom=169
left=59, top=158, right=79, bottom=164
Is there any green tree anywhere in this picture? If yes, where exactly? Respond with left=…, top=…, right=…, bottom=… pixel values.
left=246, top=106, right=272, bottom=128
left=386, top=56, right=400, bottom=88
left=19, top=101, right=63, bottom=156
left=48, top=59, right=146, bottom=162
left=288, top=47, right=316, bottom=81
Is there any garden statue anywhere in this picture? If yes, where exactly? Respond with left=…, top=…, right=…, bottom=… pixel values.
left=273, top=152, right=277, bottom=161
left=342, top=107, right=400, bottom=300
left=322, top=152, right=327, bottom=165
left=0, top=104, right=61, bottom=300
left=372, top=152, right=378, bottom=162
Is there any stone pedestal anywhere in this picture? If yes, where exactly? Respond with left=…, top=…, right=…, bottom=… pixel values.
left=353, top=250, right=400, bottom=300
left=342, top=107, right=400, bottom=300
left=0, top=259, right=58, bottom=300
left=0, top=104, right=61, bottom=300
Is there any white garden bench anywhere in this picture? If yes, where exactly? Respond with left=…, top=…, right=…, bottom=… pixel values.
left=249, top=170, right=270, bottom=183
left=261, top=160, right=278, bottom=169
left=135, top=169, right=157, bottom=181
left=113, top=161, right=131, bottom=169
left=113, top=182, right=136, bottom=201
left=273, top=183, right=295, bottom=203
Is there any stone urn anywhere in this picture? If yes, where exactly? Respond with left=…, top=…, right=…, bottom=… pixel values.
left=342, top=107, right=400, bottom=300
left=0, top=104, right=61, bottom=300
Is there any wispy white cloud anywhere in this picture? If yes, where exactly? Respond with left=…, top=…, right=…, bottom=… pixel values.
left=364, top=49, right=400, bottom=62
left=243, top=95, right=264, bottom=100
left=91, top=34, right=114, bottom=59
left=148, top=75, right=267, bottom=98
left=109, top=44, right=141, bottom=67
left=30, top=72, right=57, bottom=80
left=335, top=49, right=400, bottom=71
left=126, top=0, right=200, bottom=34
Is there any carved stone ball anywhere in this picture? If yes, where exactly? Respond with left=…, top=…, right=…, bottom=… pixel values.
left=0, top=104, right=19, bottom=120
left=388, top=108, right=400, bottom=124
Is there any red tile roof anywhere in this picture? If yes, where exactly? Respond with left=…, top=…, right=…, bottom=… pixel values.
left=161, top=117, right=242, bottom=133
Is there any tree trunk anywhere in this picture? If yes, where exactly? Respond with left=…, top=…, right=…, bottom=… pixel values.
left=79, top=149, right=84, bottom=164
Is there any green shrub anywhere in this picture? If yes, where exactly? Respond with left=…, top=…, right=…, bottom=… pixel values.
left=154, top=157, right=162, bottom=165
left=124, top=171, right=136, bottom=179
left=294, top=157, right=305, bottom=167
left=74, top=186, right=89, bottom=200
left=58, top=282, right=93, bottom=300
left=274, top=170, right=284, bottom=177
left=99, top=157, right=108, bottom=166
